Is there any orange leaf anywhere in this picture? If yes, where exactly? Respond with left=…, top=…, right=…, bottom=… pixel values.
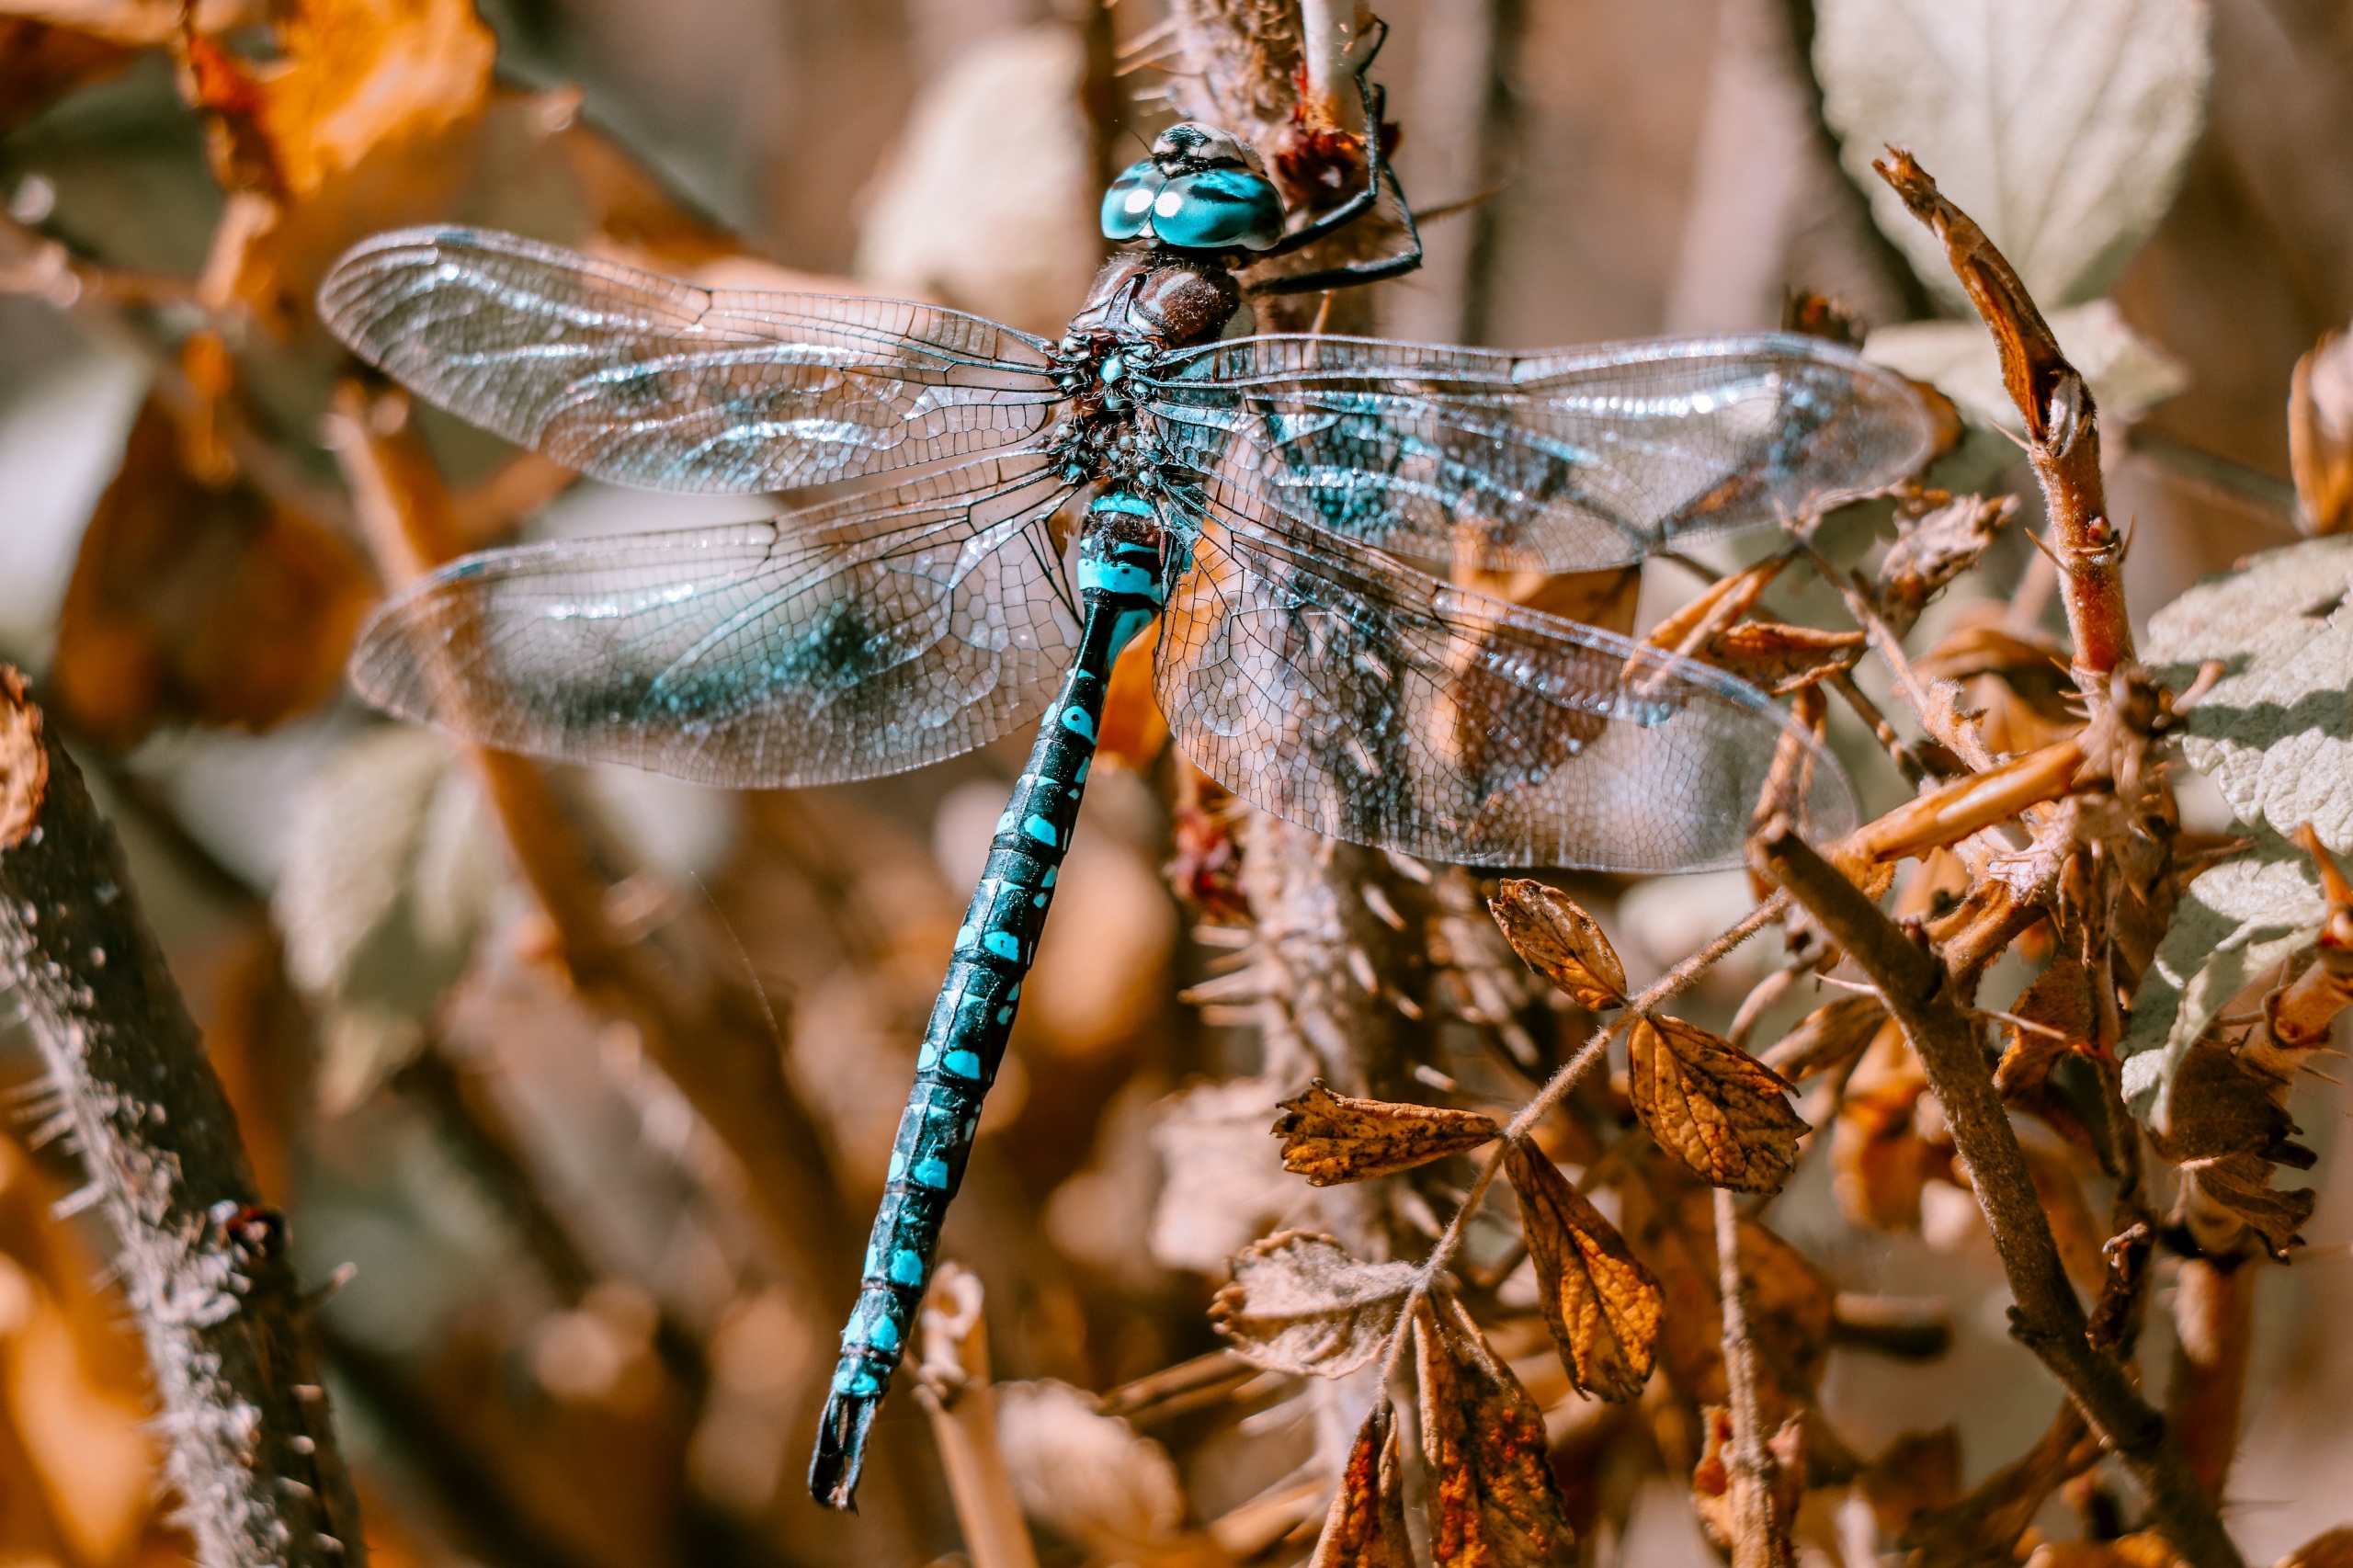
left=1487, top=880, right=1625, bottom=1009
left=1502, top=1138, right=1660, bottom=1402
left=1306, top=1400, right=1414, bottom=1568
left=53, top=401, right=371, bottom=749
left=1273, top=1082, right=1499, bottom=1187
left=1629, top=1015, right=1807, bottom=1194
left=1759, top=994, right=1887, bottom=1081
left=1413, top=1294, right=1577, bottom=1567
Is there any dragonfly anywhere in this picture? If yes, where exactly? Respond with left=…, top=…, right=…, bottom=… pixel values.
left=316, top=36, right=1935, bottom=1510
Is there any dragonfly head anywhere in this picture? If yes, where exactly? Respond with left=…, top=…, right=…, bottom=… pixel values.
left=1101, top=122, right=1285, bottom=254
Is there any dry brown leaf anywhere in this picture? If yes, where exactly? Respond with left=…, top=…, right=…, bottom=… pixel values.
left=1486, top=880, right=1626, bottom=1009
left=2291, top=328, right=2353, bottom=537
left=1272, top=1082, right=1499, bottom=1187
left=1306, top=1400, right=1413, bottom=1568
left=2029, top=1534, right=2182, bottom=1568
left=1995, top=955, right=2097, bottom=1098
left=1904, top=1403, right=2099, bottom=1568
left=1702, top=619, right=1867, bottom=694
left=52, top=400, right=371, bottom=749
left=1643, top=556, right=1789, bottom=656
left=1859, top=1427, right=1962, bottom=1540
left=1501, top=1138, right=1660, bottom=1402
left=180, top=0, right=496, bottom=199
left=1413, top=1294, right=1576, bottom=1568
left=2279, top=1528, right=2353, bottom=1568
left=1877, top=494, right=2016, bottom=636
left=1209, top=1232, right=1419, bottom=1378
left=0, top=17, right=132, bottom=133
left=2183, top=1153, right=2316, bottom=1261
left=2151, top=1040, right=2305, bottom=1166
left=1629, top=1015, right=1807, bottom=1194
left=1833, top=1066, right=1939, bottom=1233
left=1689, top=1405, right=1804, bottom=1560
left=1759, top=994, right=1887, bottom=1080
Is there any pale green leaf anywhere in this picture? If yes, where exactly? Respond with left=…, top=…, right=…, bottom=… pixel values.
left=1864, top=302, right=2188, bottom=435
left=2120, top=846, right=2325, bottom=1119
left=1815, top=0, right=2211, bottom=311
left=2144, top=535, right=2353, bottom=852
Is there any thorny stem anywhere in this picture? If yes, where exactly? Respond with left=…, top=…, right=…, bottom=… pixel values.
left=1756, top=823, right=2245, bottom=1568
left=0, top=669, right=366, bottom=1568
left=1873, top=151, right=2135, bottom=696
left=1715, top=1186, right=1786, bottom=1568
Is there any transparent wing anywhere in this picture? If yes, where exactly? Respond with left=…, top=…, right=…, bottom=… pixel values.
left=1154, top=471, right=1857, bottom=871
left=320, top=227, right=1063, bottom=494
left=1140, top=332, right=1935, bottom=572
left=349, top=458, right=1081, bottom=788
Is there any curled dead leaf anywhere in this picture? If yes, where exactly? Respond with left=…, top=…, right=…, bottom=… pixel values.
left=1487, top=880, right=1626, bottom=1009
left=1209, top=1232, right=1419, bottom=1377
left=1306, top=1400, right=1413, bottom=1568
left=1414, top=1294, right=1576, bottom=1568
left=1630, top=1015, right=1808, bottom=1194
left=1272, top=1081, right=1499, bottom=1187
left=1878, top=494, right=2017, bottom=636
left=2291, top=328, right=2353, bottom=537
left=1759, top=994, right=1887, bottom=1080
left=1860, top=1426, right=1961, bottom=1540
left=2279, top=1527, right=2353, bottom=1568
left=1500, top=1138, right=1660, bottom=1402
left=1995, top=955, right=2097, bottom=1099
left=1690, top=1405, right=1805, bottom=1560
left=1703, top=619, right=1867, bottom=694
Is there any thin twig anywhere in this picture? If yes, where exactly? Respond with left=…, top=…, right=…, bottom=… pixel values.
left=1756, top=821, right=2244, bottom=1568
left=0, top=668, right=366, bottom=1568
left=1716, top=1186, right=1786, bottom=1568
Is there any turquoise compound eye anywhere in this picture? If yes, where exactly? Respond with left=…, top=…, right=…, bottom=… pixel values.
left=1151, top=167, right=1286, bottom=251
left=1099, top=159, right=1164, bottom=242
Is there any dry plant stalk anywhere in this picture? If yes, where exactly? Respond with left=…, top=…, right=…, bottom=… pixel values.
left=0, top=668, right=365, bottom=1568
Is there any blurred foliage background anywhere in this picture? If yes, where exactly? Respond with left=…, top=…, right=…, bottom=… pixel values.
left=0, top=1, right=2350, bottom=1566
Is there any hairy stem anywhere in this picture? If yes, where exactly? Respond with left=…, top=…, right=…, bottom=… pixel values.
left=0, top=668, right=366, bottom=1568
left=1756, top=823, right=2242, bottom=1568
left=1716, top=1187, right=1787, bottom=1568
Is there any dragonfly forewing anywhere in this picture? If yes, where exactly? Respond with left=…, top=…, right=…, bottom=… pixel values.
left=1153, top=471, right=1858, bottom=871
left=1141, top=332, right=1936, bottom=574
left=348, top=459, right=1082, bottom=788
left=320, top=227, right=1063, bottom=494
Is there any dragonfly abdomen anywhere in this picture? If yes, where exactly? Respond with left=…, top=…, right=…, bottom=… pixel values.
left=811, top=507, right=1169, bottom=1509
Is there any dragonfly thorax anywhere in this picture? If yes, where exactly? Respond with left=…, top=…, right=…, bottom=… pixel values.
left=1045, top=251, right=1240, bottom=490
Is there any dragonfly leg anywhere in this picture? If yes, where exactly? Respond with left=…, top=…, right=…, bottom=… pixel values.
left=810, top=520, right=1167, bottom=1510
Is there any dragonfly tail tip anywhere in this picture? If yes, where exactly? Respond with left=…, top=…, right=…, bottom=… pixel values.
left=809, top=1390, right=880, bottom=1511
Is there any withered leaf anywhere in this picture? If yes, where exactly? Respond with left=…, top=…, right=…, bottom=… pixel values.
left=1630, top=1015, right=1809, bottom=1194
left=1877, top=494, right=2016, bottom=635
left=1501, top=1137, right=1660, bottom=1402
left=2291, top=328, right=2353, bottom=538
left=2281, top=1528, right=2353, bottom=1568
left=1902, top=1403, right=2099, bottom=1568
left=1210, top=1232, right=1419, bottom=1377
left=1487, top=880, right=1626, bottom=1009
left=1414, top=1294, right=1577, bottom=1568
left=2149, top=1040, right=2305, bottom=1167
left=54, top=400, right=371, bottom=750
left=1690, top=1405, right=1805, bottom=1558
left=1859, top=1427, right=1962, bottom=1540
left=1759, top=994, right=1887, bottom=1080
left=1307, top=1400, right=1414, bottom=1568
left=1703, top=619, right=1867, bottom=694
left=1995, top=954, right=2097, bottom=1098
left=2184, top=1153, right=2316, bottom=1261
left=1273, top=1081, right=1499, bottom=1187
